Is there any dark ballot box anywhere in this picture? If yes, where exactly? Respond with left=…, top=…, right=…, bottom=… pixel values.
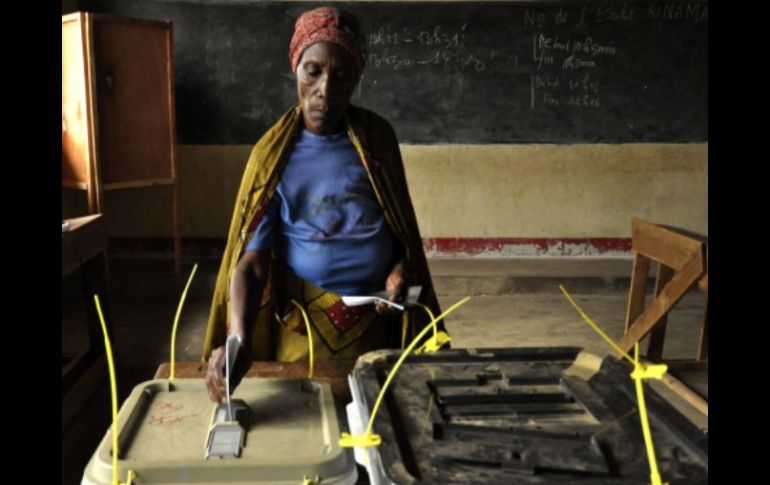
left=346, top=347, right=707, bottom=484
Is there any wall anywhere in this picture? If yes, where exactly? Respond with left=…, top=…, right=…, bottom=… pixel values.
left=62, top=0, right=708, bottom=257
left=62, top=141, right=708, bottom=257
left=62, top=0, right=79, bottom=14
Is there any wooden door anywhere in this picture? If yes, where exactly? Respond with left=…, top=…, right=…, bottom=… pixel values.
left=91, top=15, right=176, bottom=189
left=62, top=12, right=101, bottom=211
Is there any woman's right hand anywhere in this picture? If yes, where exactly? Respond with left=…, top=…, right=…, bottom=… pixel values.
left=376, top=259, right=408, bottom=315
left=205, top=346, right=228, bottom=404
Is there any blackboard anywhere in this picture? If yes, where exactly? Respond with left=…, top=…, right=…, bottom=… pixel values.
left=83, top=0, right=708, bottom=144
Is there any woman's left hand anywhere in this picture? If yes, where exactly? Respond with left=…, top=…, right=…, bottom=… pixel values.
left=376, top=260, right=407, bottom=315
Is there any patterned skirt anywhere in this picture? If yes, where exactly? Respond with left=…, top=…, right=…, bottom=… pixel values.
left=270, top=272, right=403, bottom=362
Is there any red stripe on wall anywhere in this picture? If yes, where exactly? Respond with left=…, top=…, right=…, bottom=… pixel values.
left=422, top=238, right=632, bottom=256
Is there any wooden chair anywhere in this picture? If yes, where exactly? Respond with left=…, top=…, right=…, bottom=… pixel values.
left=620, top=218, right=707, bottom=360
left=619, top=218, right=708, bottom=420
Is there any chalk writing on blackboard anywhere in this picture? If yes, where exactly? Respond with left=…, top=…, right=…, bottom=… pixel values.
left=83, top=0, right=708, bottom=143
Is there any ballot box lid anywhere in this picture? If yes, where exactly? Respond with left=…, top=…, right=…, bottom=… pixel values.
left=82, top=378, right=356, bottom=484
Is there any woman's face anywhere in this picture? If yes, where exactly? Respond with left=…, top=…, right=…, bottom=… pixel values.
left=296, top=42, right=359, bottom=135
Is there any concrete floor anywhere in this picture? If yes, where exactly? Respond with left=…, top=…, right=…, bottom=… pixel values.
left=442, top=293, right=706, bottom=361
left=62, top=256, right=707, bottom=484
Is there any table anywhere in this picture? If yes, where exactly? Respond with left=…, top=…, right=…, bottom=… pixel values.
left=62, top=214, right=110, bottom=392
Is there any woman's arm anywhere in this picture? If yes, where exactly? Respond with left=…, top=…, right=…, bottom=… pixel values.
left=229, top=250, right=270, bottom=343
left=206, top=249, right=270, bottom=403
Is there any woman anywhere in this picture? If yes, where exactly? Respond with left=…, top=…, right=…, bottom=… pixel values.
left=205, top=7, right=444, bottom=404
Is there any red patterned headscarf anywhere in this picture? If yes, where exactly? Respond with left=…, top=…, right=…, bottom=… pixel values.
left=289, top=7, right=367, bottom=76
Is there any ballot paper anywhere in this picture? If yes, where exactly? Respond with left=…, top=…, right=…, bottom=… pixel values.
left=224, top=334, right=242, bottom=422
left=341, top=286, right=422, bottom=311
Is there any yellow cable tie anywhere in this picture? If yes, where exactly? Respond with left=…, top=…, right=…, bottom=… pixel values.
left=291, top=300, right=314, bottom=379
left=558, top=285, right=635, bottom=366
left=340, top=297, right=470, bottom=449
left=170, top=263, right=199, bottom=381
left=338, top=431, right=382, bottom=448
left=414, top=331, right=451, bottom=355
left=122, top=470, right=137, bottom=485
left=301, top=475, right=319, bottom=485
left=632, top=344, right=669, bottom=485
left=413, top=302, right=443, bottom=354
left=631, top=363, right=668, bottom=380
left=559, top=286, right=669, bottom=485
left=413, top=302, right=438, bottom=339
left=93, top=295, right=121, bottom=485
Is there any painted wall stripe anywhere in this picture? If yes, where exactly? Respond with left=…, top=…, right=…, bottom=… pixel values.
left=423, top=237, right=632, bottom=257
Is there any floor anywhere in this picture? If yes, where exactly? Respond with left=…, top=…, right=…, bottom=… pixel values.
left=62, top=255, right=707, bottom=485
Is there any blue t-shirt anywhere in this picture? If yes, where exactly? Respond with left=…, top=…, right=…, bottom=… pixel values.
left=245, top=128, right=397, bottom=295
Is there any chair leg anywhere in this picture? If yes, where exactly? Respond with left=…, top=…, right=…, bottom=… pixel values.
left=697, top=300, right=708, bottom=361
left=625, top=253, right=650, bottom=333
left=647, top=264, right=674, bottom=360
